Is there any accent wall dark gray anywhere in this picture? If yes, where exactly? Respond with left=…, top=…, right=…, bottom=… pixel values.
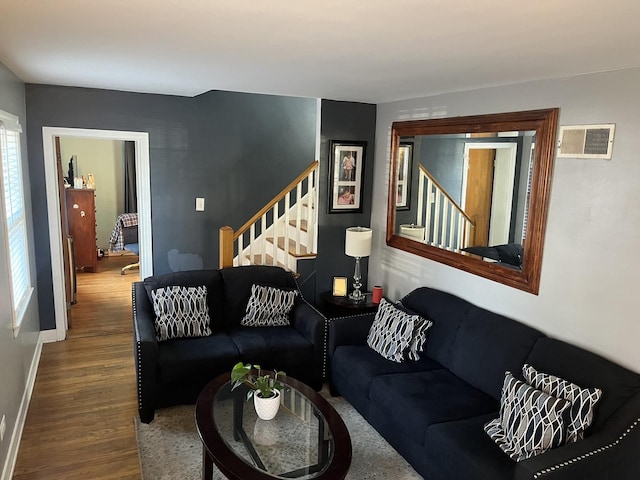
left=25, top=85, right=317, bottom=330
left=315, top=99, right=376, bottom=304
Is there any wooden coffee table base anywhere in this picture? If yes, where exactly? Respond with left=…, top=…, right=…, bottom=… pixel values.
left=196, top=373, right=352, bottom=480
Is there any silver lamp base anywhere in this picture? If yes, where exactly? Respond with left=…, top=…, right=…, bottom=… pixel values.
left=349, top=290, right=366, bottom=302
left=349, top=256, right=365, bottom=302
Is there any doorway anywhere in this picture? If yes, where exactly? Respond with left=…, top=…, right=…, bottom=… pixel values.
left=462, top=142, right=517, bottom=247
left=42, top=127, right=152, bottom=341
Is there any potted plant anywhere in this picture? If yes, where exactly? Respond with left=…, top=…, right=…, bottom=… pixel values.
left=231, top=362, right=286, bottom=420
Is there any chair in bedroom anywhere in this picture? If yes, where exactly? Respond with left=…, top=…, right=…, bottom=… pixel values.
left=121, top=224, right=139, bottom=275
left=108, top=212, right=139, bottom=275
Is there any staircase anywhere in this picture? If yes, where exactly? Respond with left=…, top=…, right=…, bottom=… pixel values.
left=219, top=161, right=318, bottom=272
left=406, top=164, right=475, bottom=252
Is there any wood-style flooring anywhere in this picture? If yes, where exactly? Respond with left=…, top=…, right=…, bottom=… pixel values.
left=13, top=255, right=142, bottom=480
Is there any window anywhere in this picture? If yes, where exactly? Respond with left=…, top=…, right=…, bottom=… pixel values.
left=0, top=109, right=33, bottom=333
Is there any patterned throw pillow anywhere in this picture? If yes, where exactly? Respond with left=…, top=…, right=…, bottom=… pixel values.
left=396, top=300, right=433, bottom=361
left=523, top=364, right=603, bottom=444
left=406, top=316, right=433, bottom=361
left=241, top=284, right=298, bottom=327
left=151, top=285, right=212, bottom=341
left=484, top=372, right=571, bottom=461
left=367, top=299, right=419, bottom=362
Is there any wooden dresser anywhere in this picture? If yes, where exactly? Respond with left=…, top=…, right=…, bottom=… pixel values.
left=66, top=188, right=97, bottom=272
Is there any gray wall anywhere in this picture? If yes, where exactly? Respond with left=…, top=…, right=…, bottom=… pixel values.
left=314, top=99, right=376, bottom=303
left=25, top=85, right=317, bottom=330
left=0, top=61, right=40, bottom=476
left=370, top=67, right=640, bottom=373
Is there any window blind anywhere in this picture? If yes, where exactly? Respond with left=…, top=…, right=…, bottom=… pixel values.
left=0, top=111, right=32, bottom=328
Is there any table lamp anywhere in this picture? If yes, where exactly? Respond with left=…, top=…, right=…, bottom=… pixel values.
left=345, top=226, right=372, bottom=302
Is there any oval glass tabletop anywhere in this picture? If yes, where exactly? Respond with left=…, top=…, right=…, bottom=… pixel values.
left=196, top=373, right=351, bottom=480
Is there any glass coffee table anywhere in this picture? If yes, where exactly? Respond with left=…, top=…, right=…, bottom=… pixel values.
left=196, top=372, right=352, bottom=480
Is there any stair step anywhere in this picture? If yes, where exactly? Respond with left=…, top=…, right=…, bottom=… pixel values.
left=265, top=237, right=316, bottom=258
left=288, top=219, right=308, bottom=232
left=247, top=254, right=300, bottom=277
left=247, top=254, right=287, bottom=270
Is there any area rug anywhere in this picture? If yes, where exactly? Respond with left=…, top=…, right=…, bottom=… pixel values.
left=134, top=391, right=422, bottom=479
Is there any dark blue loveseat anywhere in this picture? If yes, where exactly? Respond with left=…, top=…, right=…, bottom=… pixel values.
left=133, top=265, right=325, bottom=423
left=328, top=287, right=640, bottom=479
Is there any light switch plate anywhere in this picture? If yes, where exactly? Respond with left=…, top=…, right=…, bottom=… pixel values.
left=195, top=197, right=205, bottom=211
left=0, top=414, right=6, bottom=442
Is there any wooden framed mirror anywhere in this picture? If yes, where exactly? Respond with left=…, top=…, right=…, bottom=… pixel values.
left=386, top=108, right=559, bottom=294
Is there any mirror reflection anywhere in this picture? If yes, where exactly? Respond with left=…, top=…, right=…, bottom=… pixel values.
left=395, top=130, right=536, bottom=270
left=386, top=108, right=559, bottom=294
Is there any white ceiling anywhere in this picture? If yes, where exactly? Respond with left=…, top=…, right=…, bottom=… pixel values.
left=1, top=0, right=639, bottom=103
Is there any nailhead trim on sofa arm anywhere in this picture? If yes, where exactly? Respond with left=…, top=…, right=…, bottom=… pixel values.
left=514, top=389, right=640, bottom=480
left=532, top=417, right=640, bottom=479
left=132, top=283, right=159, bottom=423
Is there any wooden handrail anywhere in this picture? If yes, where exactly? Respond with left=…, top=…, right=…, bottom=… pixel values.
left=232, top=160, right=319, bottom=241
left=419, top=164, right=474, bottom=224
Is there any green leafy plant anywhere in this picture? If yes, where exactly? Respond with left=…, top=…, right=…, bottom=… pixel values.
left=231, top=362, right=286, bottom=400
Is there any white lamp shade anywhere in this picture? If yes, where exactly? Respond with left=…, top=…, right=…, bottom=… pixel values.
left=345, top=227, right=372, bottom=258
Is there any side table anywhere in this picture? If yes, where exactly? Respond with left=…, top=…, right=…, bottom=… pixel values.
left=319, top=291, right=379, bottom=318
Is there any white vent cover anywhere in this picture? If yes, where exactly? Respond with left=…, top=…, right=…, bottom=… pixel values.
left=557, top=124, right=615, bottom=159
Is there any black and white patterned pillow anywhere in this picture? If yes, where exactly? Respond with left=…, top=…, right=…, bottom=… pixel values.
left=151, top=285, right=212, bottom=341
left=523, top=364, right=603, bottom=444
left=396, top=300, right=433, bottom=361
left=241, top=284, right=298, bottom=327
left=367, top=299, right=418, bottom=362
left=484, top=372, right=571, bottom=461
left=406, top=316, right=433, bottom=361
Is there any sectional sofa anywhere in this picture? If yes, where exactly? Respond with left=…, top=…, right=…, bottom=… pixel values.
left=133, top=265, right=325, bottom=423
left=329, top=287, right=640, bottom=479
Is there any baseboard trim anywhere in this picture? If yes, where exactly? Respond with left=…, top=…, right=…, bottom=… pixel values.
left=1, top=333, right=44, bottom=480
left=39, top=329, right=59, bottom=343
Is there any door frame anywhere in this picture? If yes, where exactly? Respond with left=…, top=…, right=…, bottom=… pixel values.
left=462, top=142, right=517, bottom=245
left=42, top=127, right=152, bottom=341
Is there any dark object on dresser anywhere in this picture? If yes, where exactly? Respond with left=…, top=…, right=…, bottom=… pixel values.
left=328, top=287, right=640, bottom=480
left=133, top=265, right=326, bottom=423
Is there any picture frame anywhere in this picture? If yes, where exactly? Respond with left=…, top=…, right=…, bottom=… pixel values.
left=328, top=140, right=366, bottom=213
left=332, top=277, right=348, bottom=297
left=396, top=142, right=413, bottom=210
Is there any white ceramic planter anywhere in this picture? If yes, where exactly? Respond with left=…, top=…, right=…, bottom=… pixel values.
left=253, top=390, right=281, bottom=420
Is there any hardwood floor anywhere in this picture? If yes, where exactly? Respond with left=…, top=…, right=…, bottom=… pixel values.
left=13, top=255, right=142, bottom=480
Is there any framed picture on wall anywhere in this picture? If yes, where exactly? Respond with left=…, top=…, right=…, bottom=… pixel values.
left=396, top=142, right=413, bottom=210
left=328, top=140, right=366, bottom=213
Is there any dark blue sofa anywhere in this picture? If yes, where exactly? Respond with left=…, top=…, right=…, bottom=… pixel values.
left=328, top=287, right=640, bottom=479
left=133, top=265, right=325, bottom=423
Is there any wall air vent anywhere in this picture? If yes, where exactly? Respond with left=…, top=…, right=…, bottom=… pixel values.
left=557, top=124, right=615, bottom=159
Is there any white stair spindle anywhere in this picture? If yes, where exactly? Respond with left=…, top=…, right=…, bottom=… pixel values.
left=424, top=178, right=433, bottom=244
left=249, top=224, right=255, bottom=263
left=441, top=198, right=449, bottom=248
left=272, top=203, right=278, bottom=266
left=417, top=174, right=425, bottom=227
left=305, top=172, right=313, bottom=251
left=260, top=214, right=267, bottom=265
left=284, top=193, right=291, bottom=267
left=433, top=190, right=441, bottom=247
left=236, top=234, right=244, bottom=265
